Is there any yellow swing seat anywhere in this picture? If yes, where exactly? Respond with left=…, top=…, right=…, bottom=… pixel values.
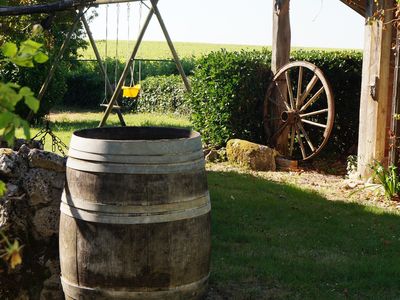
left=122, top=84, right=141, bottom=98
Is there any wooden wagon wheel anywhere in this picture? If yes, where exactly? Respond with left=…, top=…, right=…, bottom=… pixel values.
left=264, top=61, right=334, bottom=161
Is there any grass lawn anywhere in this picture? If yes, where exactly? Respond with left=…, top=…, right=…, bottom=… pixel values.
left=18, top=111, right=400, bottom=299
left=17, top=110, right=191, bottom=154
left=208, top=171, right=400, bottom=299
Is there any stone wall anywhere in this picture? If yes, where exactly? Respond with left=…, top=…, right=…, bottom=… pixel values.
left=0, top=145, right=65, bottom=299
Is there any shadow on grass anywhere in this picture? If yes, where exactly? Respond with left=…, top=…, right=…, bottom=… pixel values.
left=207, top=171, right=400, bottom=299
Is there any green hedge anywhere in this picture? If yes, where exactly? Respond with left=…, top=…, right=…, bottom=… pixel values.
left=61, top=58, right=195, bottom=109
left=129, top=75, right=189, bottom=115
left=188, top=49, right=362, bottom=154
left=188, top=49, right=272, bottom=147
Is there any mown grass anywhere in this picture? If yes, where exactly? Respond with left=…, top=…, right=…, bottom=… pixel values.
left=208, top=171, right=400, bottom=299
left=17, top=111, right=400, bottom=299
left=16, top=110, right=191, bottom=153
left=79, top=40, right=268, bottom=60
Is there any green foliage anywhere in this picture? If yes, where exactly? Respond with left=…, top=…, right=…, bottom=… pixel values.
left=188, top=48, right=362, bottom=151
left=291, top=50, right=363, bottom=153
left=370, top=161, right=400, bottom=200
left=61, top=58, right=195, bottom=109
left=0, top=180, right=5, bottom=197
left=188, top=49, right=272, bottom=147
left=0, top=2, right=89, bottom=120
left=131, top=75, right=189, bottom=115
left=63, top=61, right=104, bottom=108
left=0, top=40, right=46, bottom=145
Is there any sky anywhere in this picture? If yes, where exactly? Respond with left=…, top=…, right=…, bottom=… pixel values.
left=88, top=0, right=365, bottom=49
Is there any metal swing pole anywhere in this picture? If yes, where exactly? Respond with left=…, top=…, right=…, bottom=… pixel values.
left=27, top=7, right=85, bottom=121
left=149, top=0, right=191, bottom=92
left=81, top=14, right=126, bottom=126
left=99, top=0, right=158, bottom=127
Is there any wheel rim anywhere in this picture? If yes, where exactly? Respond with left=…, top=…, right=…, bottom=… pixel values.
left=264, top=61, right=335, bottom=161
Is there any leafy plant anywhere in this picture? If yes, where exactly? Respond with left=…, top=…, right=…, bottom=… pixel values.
left=0, top=40, right=47, bottom=146
left=0, top=38, right=48, bottom=271
left=0, top=230, right=23, bottom=270
left=370, top=161, right=400, bottom=200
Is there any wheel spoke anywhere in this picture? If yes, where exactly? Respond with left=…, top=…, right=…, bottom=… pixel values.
left=285, top=71, right=295, bottom=109
left=300, top=86, right=325, bottom=112
left=296, top=66, right=303, bottom=109
left=300, top=108, right=329, bottom=118
left=301, top=118, right=327, bottom=129
left=289, top=124, right=296, bottom=157
left=271, top=121, right=290, bottom=141
left=274, top=81, right=291, bottom=111
left=299, top=74, right=319, bottom=106
left=267, top=95, right=289, bottom=111
left=296, top=127, right=307, bottom=159
left=297, top=121, right=315, bottom=152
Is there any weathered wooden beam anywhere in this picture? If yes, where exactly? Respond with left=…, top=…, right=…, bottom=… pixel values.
left=389, top=31, right=400, bottom=165
left=338, top=0, right=367, bottom=17
left=271, top=0, right=291, bottom=155
left=357, top=0, right=394, bottom=178
left=0, top=0, right=141, bottom=16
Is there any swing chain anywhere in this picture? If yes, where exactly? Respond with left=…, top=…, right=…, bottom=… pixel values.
left=30, top=119, right=69, bottom=157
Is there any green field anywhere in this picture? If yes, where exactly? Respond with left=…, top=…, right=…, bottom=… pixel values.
left=79, top=40, right=268, bottom=60
left=78, top=40, right=361, bottom=61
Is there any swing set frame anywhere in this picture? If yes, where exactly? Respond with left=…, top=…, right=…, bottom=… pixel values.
left=0, top=0, right=191, bottom=127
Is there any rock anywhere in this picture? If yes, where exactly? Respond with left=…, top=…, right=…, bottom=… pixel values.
left=343, top=179, right=364, bottom=190
left=17, top=144, right=31, bottom=159
left=22, top=169, right=53, bottom=206
left=40, top=274, right=63, bottom=300
left=0, top=193, right=30, bottom=241
left=226, top=139, right=278, bottom=171
left=28, top=149, right=66, bottom=173
left=0, top=149, right=27, bottom=178
left=21, top=168, right=65, bottom=206
left=0, top=139, right=43, bottom=151
left=45, top=259, right=60, bottom=276
left=33, top=206, right=60, bottom=239
left=41, top=259, right=63, bottom=299
left=5, top=183, right=19, bottom=197
left=205, top=149, right=219, bottom=162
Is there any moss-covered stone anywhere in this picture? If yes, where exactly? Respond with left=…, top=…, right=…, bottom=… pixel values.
left=226, top=139, right=279, bottom=171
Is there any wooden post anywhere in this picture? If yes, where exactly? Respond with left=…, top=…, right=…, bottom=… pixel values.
left=390, top=30, right=400, bottom=166
left=357, top=0, right=394, bottom=178
left=271, top=0, right=291, bottom=155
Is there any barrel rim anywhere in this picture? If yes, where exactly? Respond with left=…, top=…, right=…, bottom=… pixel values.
left=72, top=126, right=200, bottom=142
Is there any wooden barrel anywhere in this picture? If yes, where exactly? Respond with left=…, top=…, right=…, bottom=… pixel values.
left=59, top=127, right=211, bottom=300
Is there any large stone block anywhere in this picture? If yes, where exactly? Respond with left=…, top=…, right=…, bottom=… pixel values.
left=21, top=169, right=65, bottom=206
left=33, top=206, right=60, bottom=239
left=226, top=139, right=279, bottom=171
left=28, top=149, right=66, bottom=173
left=0, top=148, right=28, bottom=178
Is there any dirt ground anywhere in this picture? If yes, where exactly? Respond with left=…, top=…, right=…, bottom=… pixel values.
left=206, top=162, right=400, bottom=213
